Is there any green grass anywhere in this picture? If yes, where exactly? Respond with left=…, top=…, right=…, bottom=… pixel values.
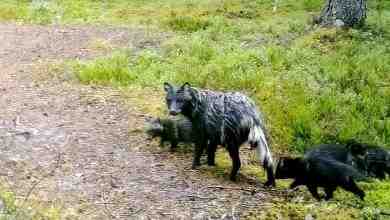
left=0, top=184, right=77, bottom=220
left=72, top=27, right=389, bottom=152
left=23, top=0, right=386, bottom=152
left=2, top=0, right=390, bottom=219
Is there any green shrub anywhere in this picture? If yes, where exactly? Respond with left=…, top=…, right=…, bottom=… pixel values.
left=165, top=14, right=210, bottom=32
left=74, top=51, right=134, bottom=86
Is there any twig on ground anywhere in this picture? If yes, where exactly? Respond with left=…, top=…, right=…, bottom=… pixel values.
left=206, top=185, right=256, bottom=193
left=119, top=208, right=144, bottom=217
left=188, top=194, right=217, bottom=200
left=16, top=135, right=70, bottom=218
left=21, top=152, right=62, bottom=205
left=101, top=190, right=115, bottom=220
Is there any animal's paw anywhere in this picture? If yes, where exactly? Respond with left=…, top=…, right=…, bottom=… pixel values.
left=191, top=163, right=200, bottom=170
left=264, top=180, right=276, bottom=187
left=230, top=175, right=238, bottom=182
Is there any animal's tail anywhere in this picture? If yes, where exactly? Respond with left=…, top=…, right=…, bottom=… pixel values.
left=248, top=124, right=273, bottom=167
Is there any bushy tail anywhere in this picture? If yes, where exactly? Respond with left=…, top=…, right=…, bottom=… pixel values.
left=248, top=125, right=273, bottom=167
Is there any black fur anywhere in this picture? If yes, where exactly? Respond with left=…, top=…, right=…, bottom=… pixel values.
left=145, top=117, right=195, bottom=150
left=163, top=82, right=275, bottom=186
left=304, top=142, right=368, bottom=174
left=362, top=146, right=390, bottom=179
left=276, top=156, right=366, bottom=201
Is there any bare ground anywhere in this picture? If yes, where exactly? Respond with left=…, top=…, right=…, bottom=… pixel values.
left=0, top=23, right=281, bottom=219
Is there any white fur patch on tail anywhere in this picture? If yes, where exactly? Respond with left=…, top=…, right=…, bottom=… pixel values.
left=249, top=125, right=273, bottom=166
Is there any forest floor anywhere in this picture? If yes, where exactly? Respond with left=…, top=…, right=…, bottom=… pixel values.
left=0, top=22, right=285, bottom=219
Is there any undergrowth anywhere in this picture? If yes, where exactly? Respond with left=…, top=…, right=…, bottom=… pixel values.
left=0, top=183, right=76, bottom=220
left=72, top=27, right=390, bottom=152
left=2, top=0, right=389, bottom=219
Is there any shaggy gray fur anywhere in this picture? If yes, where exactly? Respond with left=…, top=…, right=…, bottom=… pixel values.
left=145, top=117, right=195, bottom=150
left=164, top=82, right=275, bottom=186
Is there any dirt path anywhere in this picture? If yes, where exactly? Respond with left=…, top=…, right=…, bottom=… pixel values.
left=0, top=23, right=277, bottom=219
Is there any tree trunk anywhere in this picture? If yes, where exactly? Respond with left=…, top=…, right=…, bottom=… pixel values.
left=316, top=0, right=367, bottom=28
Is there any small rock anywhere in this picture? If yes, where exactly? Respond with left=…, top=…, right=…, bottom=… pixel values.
left=305, top=213, right=315, bottom=220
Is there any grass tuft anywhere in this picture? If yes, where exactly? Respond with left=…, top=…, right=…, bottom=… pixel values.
left=165, top=14, right=210, bottom=32
left=5, top=0, right=389, bottom=218
left=0, top=184, right=76, bottom=220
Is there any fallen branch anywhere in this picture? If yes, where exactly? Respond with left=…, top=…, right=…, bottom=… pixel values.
left=16, top=135, right=71, bottom=218
left=206, top=185, right=256, bottom=193
left=188, top=194, right=217, bottom=200
left=22, top=151, right=62, bottom=205
left=101, top=190, right=115, bottom=220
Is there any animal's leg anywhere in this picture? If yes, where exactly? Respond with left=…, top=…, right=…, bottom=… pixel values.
left=324, top=186, right=337, bottom=200
left=341, top=178, right=365, bottom=200
left=289, top=179, right=302, bottom=189
left=159, top=138, right=165, bottom=148
left=170, top=141, right=178, bottom=152
left=372, top=165, right=386, bottom=179
left=207, top=141, right=217, bottom=166
left=385, top=165, right=390, bottom=177
left=191, top=140, right=206, bottom=169
left=263, top=159, right=276, bottom=187
left=228, top=144, right=241, bottom=181
left=376, top=170, right=386, bottom=179
left=307, top=184, right=321, bottom=201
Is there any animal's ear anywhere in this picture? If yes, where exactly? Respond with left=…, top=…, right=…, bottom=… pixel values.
left=180, top=82, right=194, bottom=100
left=181, top=82, right=191, bottom=91
left=164, top=82, right=172, bottom=92
left=346, top=140, right=367, bottom=156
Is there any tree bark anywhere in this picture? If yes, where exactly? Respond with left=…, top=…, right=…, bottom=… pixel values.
left=316, top=0, right=367, bottom=28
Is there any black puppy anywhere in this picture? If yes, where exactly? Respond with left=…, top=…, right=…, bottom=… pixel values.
left=276, top=156, right=366, bottom=201
left=304, top=141, right=368, bottom=174
left=363, top=146, right=390, bottom=179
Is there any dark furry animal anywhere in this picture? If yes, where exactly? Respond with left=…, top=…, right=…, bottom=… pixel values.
left=163, top=82, right=275, bottom=186
left=362, top=146, right=390, bottom=179
left=145, top=117, right=195, bottom=150
left=304, top=141, right=368, bottom=173
left=275, top=156, right=366, bottom=201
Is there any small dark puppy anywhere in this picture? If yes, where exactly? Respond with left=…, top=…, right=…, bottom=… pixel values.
left=145, top=117, right=195, bottom=150
left=363, top=146, right=390, bottom=179
left=276, top=156, right=366, bottom=201
left=304, top=141, right=368, bottom=173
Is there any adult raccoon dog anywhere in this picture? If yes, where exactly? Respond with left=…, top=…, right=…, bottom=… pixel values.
left=276, top=156, right=366, bottom=201
left=145, top=117, right=195, bottom=150
left=163, top=82, right=275, bottom=186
